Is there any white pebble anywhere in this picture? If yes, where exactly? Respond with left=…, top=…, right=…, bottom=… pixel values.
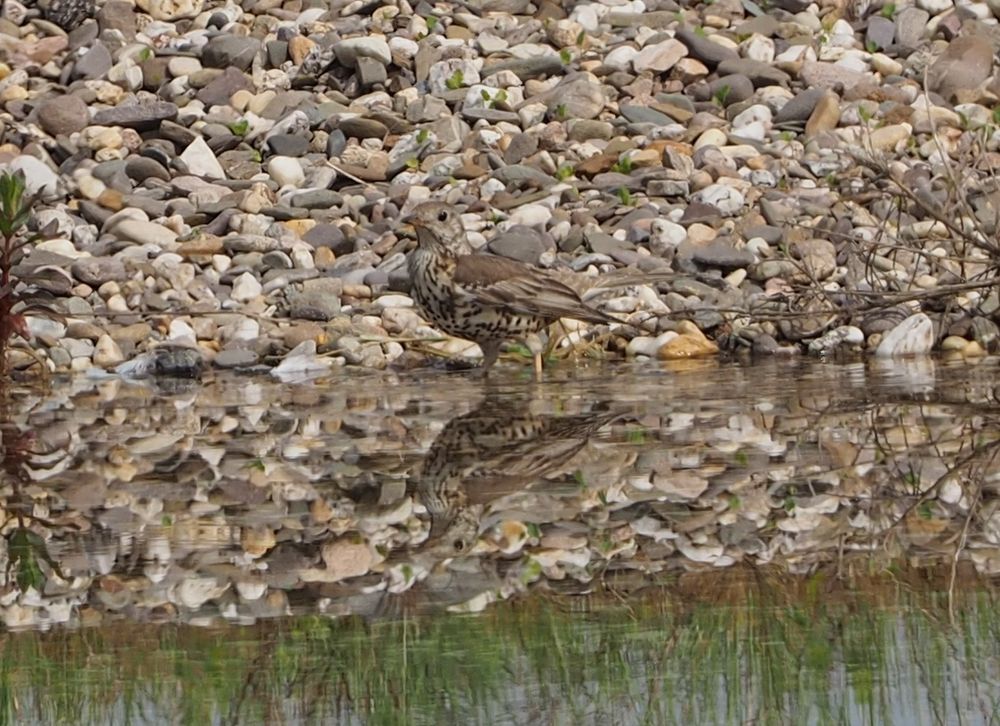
left=267, top=156, right=305, bottom=187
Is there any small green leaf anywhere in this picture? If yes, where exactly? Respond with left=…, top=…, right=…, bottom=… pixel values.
left=445, top=69, right=464, bottom=90
left=555, top=164, right=575, bottom=181
left=611, top=155, right=634, bottom=174
left=520, top=558, right=542, bottom=583
left=615, top=186, right=633, bottom=206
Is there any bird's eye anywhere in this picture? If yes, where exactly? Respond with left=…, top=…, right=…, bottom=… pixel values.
left=437, top=210, right=449, bottom=222
left=453, top=539, right=466, bottom=552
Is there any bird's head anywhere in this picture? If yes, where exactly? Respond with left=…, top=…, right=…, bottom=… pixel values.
left=405, top=202, right=472, bottom=256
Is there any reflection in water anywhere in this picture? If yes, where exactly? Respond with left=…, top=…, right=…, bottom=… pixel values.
left=0, top=358, right=1000, bottom=721
left=1, top=358, right=1000, bottom=623
left=416, top=390, right=626, bottom=553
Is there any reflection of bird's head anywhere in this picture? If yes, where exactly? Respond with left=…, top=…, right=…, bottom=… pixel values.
left=426, top=504, right=481, bottom=558
left=406, top=202, right=471, bottom=256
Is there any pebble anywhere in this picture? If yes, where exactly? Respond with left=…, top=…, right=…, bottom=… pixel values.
left=266, top=156, right=305, bottom=187
left=231, top=272, right=263, bottom=303
left=37, top=94, right=90, bottom=135
left=875, top=314, right=936, bottom=357
left=93, top=334, right=125, bottom=367
left=179, top=137, right=226, bottom=180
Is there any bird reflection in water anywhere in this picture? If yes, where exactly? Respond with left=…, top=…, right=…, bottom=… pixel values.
left=380, top=388, right=634, bottom=615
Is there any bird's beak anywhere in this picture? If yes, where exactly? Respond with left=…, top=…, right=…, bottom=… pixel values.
left=401, top=211, right=421, bottom=227
left=398, top=214, right=418, bottom=245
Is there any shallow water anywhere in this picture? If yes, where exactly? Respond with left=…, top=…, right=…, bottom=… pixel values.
left=2, top=357, right=1000, bottom=724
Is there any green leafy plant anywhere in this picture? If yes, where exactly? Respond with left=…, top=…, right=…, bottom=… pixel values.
left=228, top=119, right=249, bottom=136
left=445, top=70, right=464, bottom=90
left=881, top=2, right=896, bottom=17
left=424, top=15, right=438, bottom=31
left=7, top=526, right=58, bottom=591
left=0, top=171, right=62, bottom=377
left=712, top=84, right=731, bottom=107
left=559, top=48, right=572, bottom=64
left=865, top=39, right=880, bottom=53
left=554, top=103, right=568, bottom=120
left=626, top=427, right=647, bottom=444
left=611, top=155, right=634, bottom=174
left=555, top=164, right=575, bottom=181
left=615, top=186, right=633, bottom=206
left=416, top=128, right=430, bottom=144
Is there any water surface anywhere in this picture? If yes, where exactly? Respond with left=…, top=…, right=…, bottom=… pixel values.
left=2, top=357, right=1000, bottom=724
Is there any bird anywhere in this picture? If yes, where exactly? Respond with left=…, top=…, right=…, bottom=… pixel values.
left=405, top=202, right=626, bottom=375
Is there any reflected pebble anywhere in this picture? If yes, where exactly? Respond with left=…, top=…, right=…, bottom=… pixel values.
left=173, top=578, right=229, bottom=610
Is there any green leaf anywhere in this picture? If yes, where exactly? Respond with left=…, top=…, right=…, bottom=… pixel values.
left=445, top=69, right=464, bottom=90
left=615, top=186, right=633, bottom=206
left=555, top=164, right=575, bottom=181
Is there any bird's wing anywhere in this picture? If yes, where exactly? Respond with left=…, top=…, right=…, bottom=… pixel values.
left=452, top=254, right=620, bottom=325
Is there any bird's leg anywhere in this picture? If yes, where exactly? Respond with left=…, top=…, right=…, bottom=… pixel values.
left=480, top=341, right=501, bottom=376
left=525, top=333, right=545, bottom=380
